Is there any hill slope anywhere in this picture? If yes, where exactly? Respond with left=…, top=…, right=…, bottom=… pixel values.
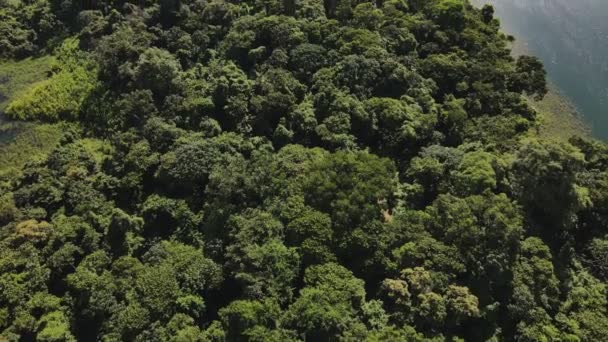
left=1, top=1, right=608, bottom=341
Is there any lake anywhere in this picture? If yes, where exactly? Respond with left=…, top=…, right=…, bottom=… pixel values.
left=471, top=0, right=608, bottom=140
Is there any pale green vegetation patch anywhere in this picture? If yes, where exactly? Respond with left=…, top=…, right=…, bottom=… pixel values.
left=4, top=38, right=97, bottom=121
left=0, top=123, right=63, bottom=182
left=531, top=86, right=591, bottom=142
left=0, top=56, right=59, bottom=186
left=77, top=138, right=112, bottom=167
left=0, top=56, right=55, bottom=113
left=5, top=66, right=96, bottom=121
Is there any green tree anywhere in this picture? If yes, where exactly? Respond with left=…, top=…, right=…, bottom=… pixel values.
left=284, top=263, right=366, bottom=341
left=511, top=140, right=588, bottom=239
left=219, top=299, right=282, bottom=341
left=509, top=237, right=561, bottom=341
left=131, top=47, right=182, bottom=100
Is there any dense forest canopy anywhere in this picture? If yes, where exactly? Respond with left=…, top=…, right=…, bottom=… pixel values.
left=1, top=0, right=608, bottom=341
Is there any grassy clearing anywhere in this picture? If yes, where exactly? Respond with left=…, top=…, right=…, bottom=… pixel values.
left=0, top=57, right=63, bottom=182
left=0, top=123, right=63, bottom=179
left=0, top=56, right=55, bottom=113
left=4, top=39, right=98, bottom=122
left=529, top=85, right=591, bottom=142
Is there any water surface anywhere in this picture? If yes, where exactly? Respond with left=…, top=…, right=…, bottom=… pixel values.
left=472, top=0, right=608, bottom=140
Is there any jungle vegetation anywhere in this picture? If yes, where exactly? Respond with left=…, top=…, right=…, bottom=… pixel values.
left=1, top=0, right=608, bottom=341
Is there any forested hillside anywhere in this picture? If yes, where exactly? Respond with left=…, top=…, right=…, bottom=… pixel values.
left=1, top=0, right=608, bottom=341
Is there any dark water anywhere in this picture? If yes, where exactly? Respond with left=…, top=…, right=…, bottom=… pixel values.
left=472, top=0, right=608, bottom=140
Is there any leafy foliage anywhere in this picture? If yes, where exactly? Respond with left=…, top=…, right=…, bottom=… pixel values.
left=1, top=0, right=607, bottom=341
